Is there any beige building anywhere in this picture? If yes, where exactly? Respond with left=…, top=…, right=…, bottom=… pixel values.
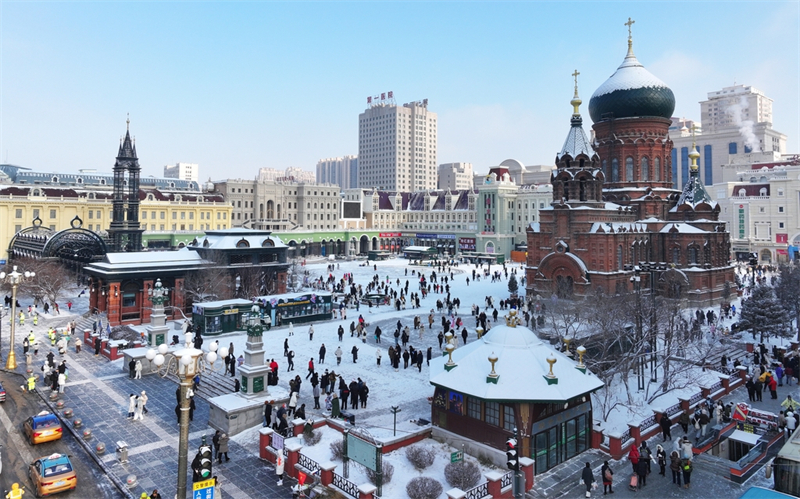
left=214, top=179, right=340, bottom=231
left=256, top=167, right=315, bottom=184
left=437, top=162, right=473, bottom=190
left=358, top=99, right=438, bottom=191
left=713, top=153, right=800, bottom=263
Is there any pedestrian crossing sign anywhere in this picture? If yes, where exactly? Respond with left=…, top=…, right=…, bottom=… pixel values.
left=193, top=478, right=215, bottom=499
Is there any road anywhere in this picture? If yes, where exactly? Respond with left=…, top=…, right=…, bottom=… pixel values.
left=0, top=370, right=123, bottom=498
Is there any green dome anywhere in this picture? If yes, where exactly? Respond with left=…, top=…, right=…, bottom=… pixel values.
left=589, top=46, right=675, bottom=122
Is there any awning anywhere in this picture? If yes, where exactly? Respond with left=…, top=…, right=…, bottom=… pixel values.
left=728, top=429, right=761, bottom=445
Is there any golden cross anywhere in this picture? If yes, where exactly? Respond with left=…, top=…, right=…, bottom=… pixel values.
left=572, top=69, right=580, bottom=94
left=625, top=17, right=635, bottom=40
left=691, top=123, right=697, bottom=139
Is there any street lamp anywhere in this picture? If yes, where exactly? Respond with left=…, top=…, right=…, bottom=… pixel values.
left=0, top=266, right=36, bottom=370
left=630, top=267, right=645, bottom=391
left=146, top=334, right=222, bottom=499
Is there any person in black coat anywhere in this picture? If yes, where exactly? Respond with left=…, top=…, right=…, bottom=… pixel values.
left=636, top=456, right=648, bottom=488
left=660, top=414, right=672, bottom=441
left=581, top=462, right=595, bottom=495
left=263, top=401, right=273, bottom=427
left=351, top=346, right=358, bottom=363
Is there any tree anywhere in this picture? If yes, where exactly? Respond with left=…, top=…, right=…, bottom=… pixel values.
left=739, top=284, right=791, bottom=343
left=10, top=259, right=73, bottom=309
left=775, top=263, right=800, bottom=341
left=507, top=274, right=518, bottom=295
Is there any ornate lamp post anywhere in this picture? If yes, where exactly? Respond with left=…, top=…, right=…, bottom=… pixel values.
left=146, top=279, right=170, bottom=346
left=239, top=304, right=270, bottom=396
left=146, top=335, right=223, bottom=499
left=0, top=266, right=36, bottom=370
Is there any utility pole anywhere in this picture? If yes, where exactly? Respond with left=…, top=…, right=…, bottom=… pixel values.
left=390, top=406, right=401, bottom=436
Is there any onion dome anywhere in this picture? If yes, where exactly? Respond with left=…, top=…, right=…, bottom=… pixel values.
left=589, top=31, right=675, bottom=123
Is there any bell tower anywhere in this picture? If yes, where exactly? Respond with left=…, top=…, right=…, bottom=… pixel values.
left=108, top=116, right=143, bottom=252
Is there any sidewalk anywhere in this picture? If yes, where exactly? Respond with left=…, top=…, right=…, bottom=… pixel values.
left=27, top=313, right=284, bottom=499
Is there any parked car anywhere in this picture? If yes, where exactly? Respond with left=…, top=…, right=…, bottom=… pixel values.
left=23, top=412, right=63, bottom=445
left=28, top=453, right=77, bottom=496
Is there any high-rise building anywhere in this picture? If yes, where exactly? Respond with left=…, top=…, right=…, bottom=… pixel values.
left=669, top=85, right=787, bottom=188
left=437, top=162, right=473, bottom=190
left=163, top=162, right=199, bottom=182
left=358, top=97, right=437, bottom=192
left=316, top=156, right=358, bottom=190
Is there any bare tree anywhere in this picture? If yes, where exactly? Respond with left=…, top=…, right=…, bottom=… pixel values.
left=183, top=264, right=233, bottom=302
left=545, top=294, right=588, bottom=344
left=11, top=259, right=74, bottom=308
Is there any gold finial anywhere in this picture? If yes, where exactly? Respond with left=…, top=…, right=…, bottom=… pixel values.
left=570, top=70, right=582, bottom=115
left=689, top=124, right=700, bottom=171
left=488, top=352, right=499, bottom=378
left=545, top=353, right=557, bottom=379
left=576, top=345, right=587, bottom=368
left=625, top=17, right=635, bottom=53
left=505, top=309, right=521, bottom=327
left=445, top=343, right=456, bottom=367
left=126, top=113, right=130, bottom=131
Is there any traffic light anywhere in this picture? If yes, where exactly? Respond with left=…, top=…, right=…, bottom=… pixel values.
left=506, top=437, right=519, bottom=471
left=198, top=444, right=213, bottom=480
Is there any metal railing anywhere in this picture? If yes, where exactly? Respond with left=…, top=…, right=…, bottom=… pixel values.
left=619, top=428, right=632, bottom=443
left=464, top=481, right=490, bottom=499
left=665, top=403, right=683, bottom=417
left=639, top=414, right=657, bottom=432
left=501, top=471, right=513, bottom=488
left=709, top=380, right=723, bottom=393
left=297, top=453, right=320, bottom=473
left=690, top=392, right=704, bottom=406
left=332, top=472, right=359, bottom=499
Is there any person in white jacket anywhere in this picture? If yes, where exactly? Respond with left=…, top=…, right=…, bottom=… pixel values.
left=275, top=448, right=285, bottom=486
left=134, top=360, right=143, bottom=380
left=288, top=392, right=298, bottom=417
left=376, top=348, right=382, bottom=366
left=127, top=394, right=137, bottom=420
left=57, top=372, right=66, bottom=394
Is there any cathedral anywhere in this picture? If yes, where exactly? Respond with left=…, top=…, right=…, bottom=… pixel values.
left=526, top=27, right=734, bottom=305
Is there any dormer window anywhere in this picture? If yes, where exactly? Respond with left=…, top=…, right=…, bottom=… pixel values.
left=52, top=176, right=58, bottom=183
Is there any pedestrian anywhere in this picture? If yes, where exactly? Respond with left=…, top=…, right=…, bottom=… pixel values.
left=681, top=457, right=692, bottom=488
left=212, top=430, right=221, bottom=457
left=129, top=358, right=136, bottom=379
left=313, top=383, right=321, bottom=409
left=601, top=460, right=614, bottom=495
left=360, top=381, right=369, bottom=409
left=94, top=337, right=101, bottom=356
left=376, top=348, right=382, bottom=366
left=306, top=358, right=315, bottom=380
left=636, top=455, right=648, bottom=489
left=287, top=350, right=295, bottom=371
left=581, top=462, right=595, bottom=498
left=627, top=444, right=639, bottom=474
left=216, top=433, right=229, bottom=463
left=351, top=345, right=359, bottom=363
left=128, top=394, right=137, bottom=419
left=134, top=360, right=143, bottom=380
left=57, top=371, right=66, bottom=394
left=288, top=322, right=294, bottom=336
left=150, top=489, right=162, bottom=499
left=140, top=391, right=149, bottom=414
left=319, top=343, right=326, bottom=364
left=308, top=325, right=314, bottom=341
left=333, top=346, right=342, bottom=365
left=275, top=448, right=285, bottom=486
left=640, top=441, right=652, bottom=474
left=669, top=451, right=682, bottom=487
left=264, top=401, right=273, bottom=427
left=656, top=444, right=667, bottom=476
left=659, top=414, right=672, bottom=441
left=288, top=391, right=298, bottom=417
left=234, top=379, right=240, bottom=392
left=134, top=395, right=145, bottom=421
left=681, top=437, right=693, bottom=460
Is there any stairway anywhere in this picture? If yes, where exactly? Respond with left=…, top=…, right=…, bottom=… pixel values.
left=693, top=452, right=733, bottom=479
left=165, top=366, right=239, bottom=401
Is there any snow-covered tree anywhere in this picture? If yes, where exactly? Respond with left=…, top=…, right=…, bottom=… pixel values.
left=507, top=274, right=518, bottom=295
left=739, top=284, right=791, bottom=343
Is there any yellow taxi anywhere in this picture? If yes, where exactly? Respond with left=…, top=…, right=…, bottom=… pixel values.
left=23, top=412, right=63, bottom=445
left=28, top=453, right=77, bottom=496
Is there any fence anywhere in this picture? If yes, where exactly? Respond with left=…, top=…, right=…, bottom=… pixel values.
left=332, top=471, right=360, bottom=499
left=664, top=402, right=683, bottom=417
left=709, top=380, right=723, bottom=394
left=501, top=471, right=513, bottom=488
left=619, top=428, right=632, bottom=444
left=639, top=414, right=657, bottom=432
left=464, top=481, right=489, bottom=499
left=689, top=392, right=704, bottom=406
left=297, top=453, right=320, bottom=473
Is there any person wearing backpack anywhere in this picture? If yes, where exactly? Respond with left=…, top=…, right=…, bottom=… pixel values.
left=601, top=460, right=614, bottom=494
left=681, top=458, right=693, bottom=488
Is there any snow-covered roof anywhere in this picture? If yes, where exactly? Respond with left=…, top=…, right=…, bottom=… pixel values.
left=589, top=222, right=648, bottom=233
left=403, top=246, right=435, bottom=252
left=557, top=116, right=595, bottom=161
left=591, top=49, right=670, bottom=98
left=104, top=249, right=204, bottom=265
left=194, top=228, right=287, bottom=250
left=87, top=248, right=209, bottom=276
left=192, top=298, right=253, bottom=310
left=430, top=317, right=603, bottom=402
left=659, top=223, right=708, bottom=234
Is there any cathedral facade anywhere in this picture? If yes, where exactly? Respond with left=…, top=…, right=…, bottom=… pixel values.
left=526, top=34, right=734, bottom=305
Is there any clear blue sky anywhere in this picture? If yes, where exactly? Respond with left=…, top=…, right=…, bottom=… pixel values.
left=1, top=1, right=798, bottom=180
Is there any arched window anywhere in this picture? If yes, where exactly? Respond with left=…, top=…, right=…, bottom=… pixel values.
left=672, top=247, right=680, bottom=264
left=641, top=157, right=649, bottom=180
left=618, top=245, right=623, bottom=270
left=611, top=159, right=619, bottom=182
left=625, top=157, right=634, bottom=181
left=688, top=246, right=699, bottom=265
left=602, top=160, right=608, bottom=178
left=654, top=157, right=661, bottom=181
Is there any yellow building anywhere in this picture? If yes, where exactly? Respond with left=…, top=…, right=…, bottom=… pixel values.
left=0, top=182, right=232, bottom=260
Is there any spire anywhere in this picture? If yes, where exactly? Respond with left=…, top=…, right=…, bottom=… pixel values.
left=118, top=116, right=137, bottom=159
left=688, top=124, right=700, bottom=178
left=625, top=17, right=636, bottom=56
left=570, top=69, right=582, bottom=116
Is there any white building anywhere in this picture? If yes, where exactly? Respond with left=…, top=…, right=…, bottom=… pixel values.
left=358, top=98, right=438, bottom=192
left=669, top=85, right=787, bottom=189
left=437, top=162, right=473, bottom=190
left=257, top=167, right=315, bottom=184
left=163, top=162, right=199, bottom=182
left=317, top=156, right=358, bottom=191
